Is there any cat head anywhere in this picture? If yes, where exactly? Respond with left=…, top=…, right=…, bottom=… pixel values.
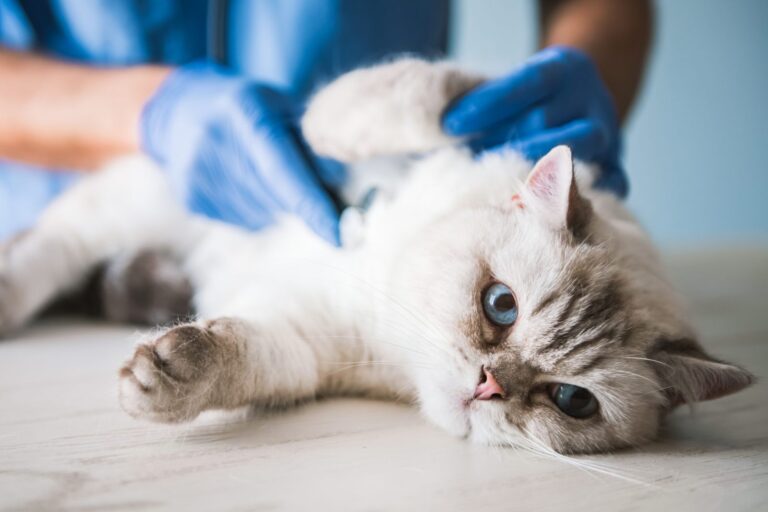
left=302, top=59, right=754, bottom=454
left=386, top=145, right=754, bottom=454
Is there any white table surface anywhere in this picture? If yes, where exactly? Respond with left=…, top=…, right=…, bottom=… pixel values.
left=1, top=248, right=767, bottom=511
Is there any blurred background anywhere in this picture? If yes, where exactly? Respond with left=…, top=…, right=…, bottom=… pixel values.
left=451, top=0, right=768, bottom=247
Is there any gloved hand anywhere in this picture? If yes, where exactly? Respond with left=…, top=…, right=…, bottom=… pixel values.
left=141, top=62, right=340, bottom=244
left=442, top=46, right=627, bottom=198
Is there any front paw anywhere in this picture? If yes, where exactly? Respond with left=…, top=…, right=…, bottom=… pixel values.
left=118, top=323, right=225, bottom=422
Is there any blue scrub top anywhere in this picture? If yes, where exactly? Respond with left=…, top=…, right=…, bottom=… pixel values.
left=0, top=0, right=450, bottom=238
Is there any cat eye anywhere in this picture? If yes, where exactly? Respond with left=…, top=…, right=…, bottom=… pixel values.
left=482, top=283, right=518, bottom=326
left=548, top=383, right=598, bottom=419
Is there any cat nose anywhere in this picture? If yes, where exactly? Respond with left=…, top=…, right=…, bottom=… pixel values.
left=474, top=367, right=505, bottom=400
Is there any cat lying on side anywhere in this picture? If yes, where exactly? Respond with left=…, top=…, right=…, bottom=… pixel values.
left=0, top=59, right=753, bottom=454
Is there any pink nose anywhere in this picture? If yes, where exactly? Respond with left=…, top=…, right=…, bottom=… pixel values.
left=474, top=367, right=505, bottom=400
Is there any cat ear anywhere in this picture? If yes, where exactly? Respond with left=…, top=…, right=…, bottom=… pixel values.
left=650, top=338, right=755, bottom=407
left=523, top=145, right=592, bottom=238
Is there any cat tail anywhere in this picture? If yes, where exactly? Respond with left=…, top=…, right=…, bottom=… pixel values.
left=301, top=58, right=485, bottom=163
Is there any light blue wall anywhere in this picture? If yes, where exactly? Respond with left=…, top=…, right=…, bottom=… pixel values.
left=450, top=0, right=768, bottom=247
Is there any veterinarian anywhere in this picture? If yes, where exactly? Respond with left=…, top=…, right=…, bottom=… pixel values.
left=0, top=0, right=652, bottom=243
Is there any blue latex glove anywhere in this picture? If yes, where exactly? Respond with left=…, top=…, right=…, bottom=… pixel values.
left=442, top=46, right=628, bottom=198
left=141, top=62, right=340, bottom=244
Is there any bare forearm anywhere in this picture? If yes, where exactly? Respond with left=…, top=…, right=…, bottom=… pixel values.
left=539, top=0, right=654, bottom=121
left=0, top=49, right=169, bottom=170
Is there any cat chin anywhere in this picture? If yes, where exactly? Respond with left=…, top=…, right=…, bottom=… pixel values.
left=423, top=408, right=471, bottom=440
left=464, top=403, right=519, bottom=446
left=417, top=390, right=522, bottom=445
left=422, top=401, right=529, bottom=448
left=422, top=399, right=531, bottom=448
left=416, top=384, right=472, bottom=439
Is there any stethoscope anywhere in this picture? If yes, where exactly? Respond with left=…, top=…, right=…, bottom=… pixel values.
left=206, top=0, right=230, bottom=64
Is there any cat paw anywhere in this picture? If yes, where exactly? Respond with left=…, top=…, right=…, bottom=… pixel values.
left=118, top=322, right=226, bottom=422
left=302, top=58, right=483, bottom=162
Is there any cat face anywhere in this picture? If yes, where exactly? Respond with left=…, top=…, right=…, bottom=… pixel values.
left=387, top=146, right=753, bottom=454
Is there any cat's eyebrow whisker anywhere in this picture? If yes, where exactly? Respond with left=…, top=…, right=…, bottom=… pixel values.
left=612, top=355, right=673, bottom=369
left=603, top=369, right=660, bottom=388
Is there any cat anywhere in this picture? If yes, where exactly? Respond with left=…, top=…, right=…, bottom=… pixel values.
left=0, top=58, right=754, bottom=454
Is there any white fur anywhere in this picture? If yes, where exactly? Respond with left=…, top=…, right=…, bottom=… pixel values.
left=303, top=58, right=483, bottom=162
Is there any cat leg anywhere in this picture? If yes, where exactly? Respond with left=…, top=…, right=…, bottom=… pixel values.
left=118, top=312, right=411, bottom=422
left=0, top=224, right=99, bottom=335
left=41, top=248, right=194, bottom=325
left=118, top=317, right=322, bottom=422
left=0, top=157, right=189, bottom=335
left=99, top=249, right=194, bottom=325
left=302, top=58, right=484, bottom=163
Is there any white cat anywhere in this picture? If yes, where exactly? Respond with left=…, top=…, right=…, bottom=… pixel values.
left=0, top=59, right=753, bottom=454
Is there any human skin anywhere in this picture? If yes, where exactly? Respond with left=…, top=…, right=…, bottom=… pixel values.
left=0, top=49, right=169, bottom=170
left=0, top=0, right=652, bottom=170
left=539, top=0, right=654, bottom=121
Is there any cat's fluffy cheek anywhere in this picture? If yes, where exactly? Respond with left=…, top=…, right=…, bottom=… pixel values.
left=416, top=378, right=471, bottom=438
left=466, top=406, right=522, bottom=447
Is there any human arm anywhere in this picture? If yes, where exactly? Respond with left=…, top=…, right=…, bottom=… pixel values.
left=0, top=48, right=168, bottom=169
left=539, top=0, right=653, bottom=121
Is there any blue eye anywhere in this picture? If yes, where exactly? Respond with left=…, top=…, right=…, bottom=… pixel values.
left=482, top=283, right=518, bottom=326
left=548, top=383, right=599, bottom=419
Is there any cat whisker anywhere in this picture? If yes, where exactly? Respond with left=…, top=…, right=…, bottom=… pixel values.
left=613, top=355, right=673, bottom=369
left=604, top=369, right=660, bottom=388
left=516, top=428, right=656, bottom=487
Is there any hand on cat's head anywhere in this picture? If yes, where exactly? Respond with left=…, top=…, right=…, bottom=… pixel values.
left=391, top=145, right=753, bottom=454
